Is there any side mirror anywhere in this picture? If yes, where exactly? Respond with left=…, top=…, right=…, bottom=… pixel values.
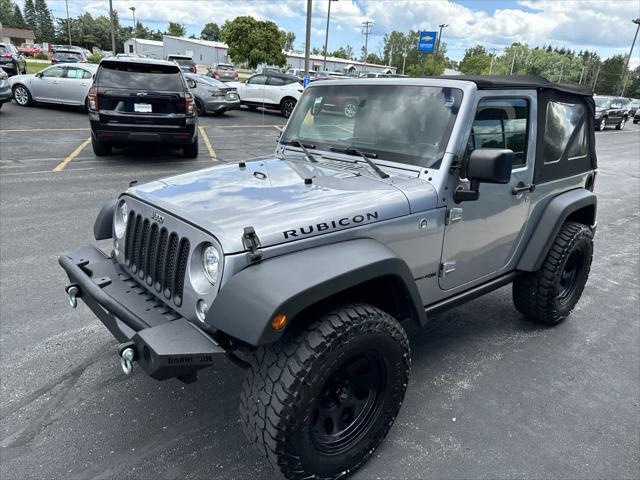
left=35, top=72, right=43, bottom=78
left=454, top=148, right=513, bottom=203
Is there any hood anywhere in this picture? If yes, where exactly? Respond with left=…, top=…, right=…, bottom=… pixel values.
left=128, top=157, right=437, bottom=253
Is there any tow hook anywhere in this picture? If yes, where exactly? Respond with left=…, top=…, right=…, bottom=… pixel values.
left=66, top=285, right=79, bottom=308
left=120, top=347, right=136, bottom=375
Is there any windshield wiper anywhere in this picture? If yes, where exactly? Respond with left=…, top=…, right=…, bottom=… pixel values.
left=329, top=147, right=389, bottom=179
left=280, top=139, right=317, bottom=163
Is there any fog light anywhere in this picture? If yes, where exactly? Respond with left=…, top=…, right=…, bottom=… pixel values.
left=196, top=299, right=208, bottom=322
left=271, top=314, right=287, bottom=331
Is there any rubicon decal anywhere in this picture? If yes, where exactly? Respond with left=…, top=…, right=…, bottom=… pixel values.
left=283, top=212, right=379, bottom=239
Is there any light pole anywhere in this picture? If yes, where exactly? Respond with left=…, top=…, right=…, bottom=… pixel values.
left=402, top=45, right=407, bottom=75
left=322, top=0, right=338, bottom=72
left=304, top=0, right=312, bottom=75
left=108, top=0, right=116, bottom=54
left=489, top=48, right=496, bottom=74
left=432, top=23, right=448, bottom=75
left=620, top=17, right=640, bottom=96
left=65, top=0, right=71, bottom=46
left=129, top=6, right=136, bottom=54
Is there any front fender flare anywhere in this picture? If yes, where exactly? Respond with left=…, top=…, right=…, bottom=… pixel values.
left=93, top=199, right=117, bottom=240
left=205, top=239, right=425, bottom=346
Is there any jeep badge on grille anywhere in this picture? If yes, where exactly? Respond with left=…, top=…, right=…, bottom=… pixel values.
left=151, top=211, right=164, bottom=223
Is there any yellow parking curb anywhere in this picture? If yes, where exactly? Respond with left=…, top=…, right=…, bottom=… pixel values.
left=199, top=126, right=217, bottom=161
left=52, top=137, right=91, bottom=172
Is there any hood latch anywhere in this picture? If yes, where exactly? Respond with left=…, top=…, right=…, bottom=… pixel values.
left=242, top=226, right=263, bottom=262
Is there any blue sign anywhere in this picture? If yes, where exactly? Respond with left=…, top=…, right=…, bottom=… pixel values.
left=418, top=31, right=437, bottom=52
left=303, top=75, right=310, bottom=88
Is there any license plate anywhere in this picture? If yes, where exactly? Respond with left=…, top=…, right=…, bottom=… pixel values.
left=134, top=103, right=152, bottom=113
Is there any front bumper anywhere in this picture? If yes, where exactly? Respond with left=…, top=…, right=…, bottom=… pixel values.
left=0, top=84, right=11, bottom=103
left=59, top=246, right=226, bottom=380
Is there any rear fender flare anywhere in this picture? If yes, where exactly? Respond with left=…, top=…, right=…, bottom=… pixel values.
left=205, top=239, right=426, bottom=346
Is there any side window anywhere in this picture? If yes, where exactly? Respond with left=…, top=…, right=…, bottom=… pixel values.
left=65, top=67, right=84, bottom=79
left=469, top=98, right=529, bottom=167
left=82, top=69, right=93, bottom=79
left=42, top=67, right=65, bottom=78
left=186, top=78, right=197, bottom=89
left=268, top=76, right=286, bottom=86
left=542, top=101, right=587, bottom=164
left=247, top=75, right=267, bottom=85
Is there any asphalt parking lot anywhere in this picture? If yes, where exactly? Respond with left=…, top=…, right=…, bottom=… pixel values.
left=1, top=101, right=638, bottom=480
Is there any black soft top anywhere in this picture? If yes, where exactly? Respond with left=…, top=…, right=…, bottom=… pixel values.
left=441, top=75, right=593, bottom=97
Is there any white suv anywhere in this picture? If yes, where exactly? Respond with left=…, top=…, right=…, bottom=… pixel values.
left=229, top=73, right=303, bottom=117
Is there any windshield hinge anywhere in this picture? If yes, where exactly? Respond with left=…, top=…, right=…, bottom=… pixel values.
left=449, top=154, right=461, bottom=174
left=242, top=226, right=263, bottom=262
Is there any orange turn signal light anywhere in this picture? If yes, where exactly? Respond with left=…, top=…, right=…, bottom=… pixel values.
left=271, top=314, right=288, bottom=331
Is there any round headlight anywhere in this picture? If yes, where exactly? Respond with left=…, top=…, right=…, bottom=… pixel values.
left=202, top=245, right=220, bottom=285
left=114, top=201, right=128, bottom=238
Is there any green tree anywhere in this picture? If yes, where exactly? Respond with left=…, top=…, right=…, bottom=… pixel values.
left=13, top=3, right=26, bottom=28
left=330, top=46, right=349, bottom=59
left=221, top=16, right=286, bottom=68
left=595, top=54, right=626, bottom=95
left=626, top=65, right=640, bottom=97
left=34, top=0, right=54, bottom=42
left=0, top=0, right=14, bottom=27
left=459, top=45, right=491, bottom=74
left=165, top=21, right=186, bottom=37
left=284, top=31, right=295, bottom=51
left=23, top=0, right=37, bottom=33
left=201, top=22, right=221, bottom=41
left=365, top=52, right=383, bottom=65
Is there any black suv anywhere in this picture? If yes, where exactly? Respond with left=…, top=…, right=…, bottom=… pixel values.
left=88, top=57, right=198, bottom=158
left=0, top=43, right=27, bottom=76
left=594, top=95, right=629, bottom=131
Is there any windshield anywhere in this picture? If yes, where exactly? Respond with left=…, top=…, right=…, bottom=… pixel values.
left=170, top=57, right=194, bottom=66
left=594, top=97, right=610, bottom=108
left=281, top=84, right=462, bottom=169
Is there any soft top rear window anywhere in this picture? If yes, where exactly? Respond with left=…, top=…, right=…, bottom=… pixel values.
left=98, top=62, right=184, bottom=91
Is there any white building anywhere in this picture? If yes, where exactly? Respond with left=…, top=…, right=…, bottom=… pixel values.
left=123, top=36, right=395, bottom=75
left=123, top=38, right=163, bottom=58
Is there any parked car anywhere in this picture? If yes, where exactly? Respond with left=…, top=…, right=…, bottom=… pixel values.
left=60, top=75, right=598, bottom=480
left=627, top=99, right=640, bottom=123
left=166, top=54, right=196, bottom=73
left=316, top=70, right=348, bottom=79
left=17, top=43, right=41, bottom=56
left=184, top=73, right=240, bottom=115
left=0, top=67, right=11, bottom=108
left=207, top=63, right=239, bottom=81
left=88, top=57, right=198, bottom=158
left=594, top=95, right=629, bottom=130
left=51, top=48, right=88, bottom=64
left=285, top=68, right=311, bottom=77
left=359, top=72, right=390, bottom=78
left=0, top=43, right=27, bottom=76
left=228, top=73, right=303, bottom=117
left=10, top=63, right=97, bottom=108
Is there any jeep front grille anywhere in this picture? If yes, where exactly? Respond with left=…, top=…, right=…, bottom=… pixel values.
left=124, top=210, right=190, bottom=307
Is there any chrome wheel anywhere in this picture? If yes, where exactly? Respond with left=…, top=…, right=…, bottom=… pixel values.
left=599, top=117, right=606, bottom=130
left=13, top=86, right=29, bottom=106
left=344, top=102, right=357, bottom=118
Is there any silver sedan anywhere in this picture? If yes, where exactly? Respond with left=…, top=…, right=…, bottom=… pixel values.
left=184, top=73, right=240, bottom=115
left=9, top=63, right=98, bottom=109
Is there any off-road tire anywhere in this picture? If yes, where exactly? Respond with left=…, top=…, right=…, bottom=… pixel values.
left=91, top=134, right=112, bottom=156
left=513, top=221, right=593, bottom=325
left=183, top=137, right=199, bottom=158
left=616, top=116, right=626, bottom=130
left=239, top=303, right=410, bottom=480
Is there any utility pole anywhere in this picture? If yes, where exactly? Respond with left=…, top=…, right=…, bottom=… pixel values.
left=509, top=48, right=517, bottom=75
left=129, top=6, right=136, bottom=54
left=592, top=64, right=601, bottom=91
left=108, top=0, right=116, bottom=54
left=361, top=20, right=373, bottom=73
left=620, top=18, right=640, bottom=96
left=65, top=0, right=71, bottom=46
left=432, top=23, right=448, bottom=75
left=578, top=65, right=585, bottom=85
left=322, top=0, right=338, bottom=71
left=304, top=0, right=312, bottom=75
left=489, top=48, right=496, bottom=74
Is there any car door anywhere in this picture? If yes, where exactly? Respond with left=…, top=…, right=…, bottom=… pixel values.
left=439, top=93, right=535, bottom=290
left=241, top=74, right=267, bottom=103
left=59, top=66, right=92, bottom=104
left=265, top=75, right=287, bottom=104
left=30, top=66, right=65, bottom=102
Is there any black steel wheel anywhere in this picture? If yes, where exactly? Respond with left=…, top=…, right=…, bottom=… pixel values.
left=513, top=221, right=593, bottom=325
left=240, top=303, right=410, bottom=480
left=281, top=98, right=296, bottom=118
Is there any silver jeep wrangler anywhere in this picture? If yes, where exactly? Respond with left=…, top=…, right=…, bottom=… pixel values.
left=60, top=75, right=597, bottom=480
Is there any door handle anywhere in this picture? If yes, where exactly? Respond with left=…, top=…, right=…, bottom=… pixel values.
left=512, top=182, right=535, bottom=195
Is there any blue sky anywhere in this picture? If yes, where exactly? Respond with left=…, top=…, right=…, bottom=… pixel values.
left=46, top=0, right=639, bottom=66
